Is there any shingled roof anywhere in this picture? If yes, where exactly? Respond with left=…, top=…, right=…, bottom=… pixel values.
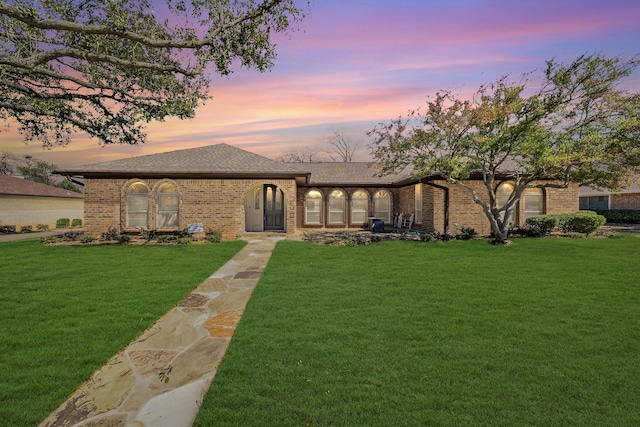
left=0, top=175, right=84, bottom=199
left=301, top=163, right=412, bottom=186
left=56, top=143, right=310, bottom=179
left=55, top=143, right=417, bottom=185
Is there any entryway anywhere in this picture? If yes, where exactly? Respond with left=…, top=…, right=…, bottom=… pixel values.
left=245, top=184, right=285, bottom=232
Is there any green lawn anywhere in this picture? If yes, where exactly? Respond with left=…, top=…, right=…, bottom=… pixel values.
left=195, top=235, right=640, bottom=426
left=0, top=239, right=245, bottom=426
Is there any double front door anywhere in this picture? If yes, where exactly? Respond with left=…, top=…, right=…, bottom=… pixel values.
left=246, top=184, right=284, bottom=232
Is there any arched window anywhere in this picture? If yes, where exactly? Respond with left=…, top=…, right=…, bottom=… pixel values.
left=496, top=182, right=514, bottom=210
left=523, top=187, right=544, bottom=219
left=496, top=182, right=514, bottom=222
left=305, top=190, right=323, bottom=224
left=373, top=190, right=391, bottom=223
left=351, top=190, right=369, bottom=224
left=328, top=189, right=346, bottom=224
left=157, top=182, right=179, bottom=228
left=126, top=182, right=149, bottom=228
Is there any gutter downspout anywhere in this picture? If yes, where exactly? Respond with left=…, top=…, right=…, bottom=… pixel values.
left=424, top=180, right=450, bottom=235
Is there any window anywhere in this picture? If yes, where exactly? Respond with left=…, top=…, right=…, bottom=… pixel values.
left=157, top=182, right=179, bottom=228
left=496, top=182, right=514, bottom=222
left=496, top=182, right=514, bottom=209
left=351, top=190, right=369, bottom=224
left=328, top=189, right=346, bottom=224
left=305, top=190, right=322, bottom=224
left=523, top=187, right=544, bottom=219
left=414, top=184, right=423, bottom=223
left=579, top=195, right=609, bottom=210
left=373, top=190, right=391, bottom=223
left=126, top=182, right=149, bottom=228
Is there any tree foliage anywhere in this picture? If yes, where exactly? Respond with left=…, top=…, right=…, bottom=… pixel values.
left=18, top=159, right=56, bottom=184
left=369, top=54, right=640, bottom=242
left=0, top=0, right=307, bottom=147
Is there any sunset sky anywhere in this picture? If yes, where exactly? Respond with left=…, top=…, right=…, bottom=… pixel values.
left=3, top=0, right=640, bottom=167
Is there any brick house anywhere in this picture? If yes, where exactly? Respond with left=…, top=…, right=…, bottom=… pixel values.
left=0, top=174, right=84, bottom=231
left=57, top=143, right=579, bottom=239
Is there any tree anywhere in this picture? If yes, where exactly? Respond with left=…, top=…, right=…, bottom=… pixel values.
left=56, top=178, right=81, bottom=192
left=326, top=130, right=361, bottom=162
left=18, top=159, right=56, bottom=184
left=275, top=149, right=319, bottom=163
left=369, top=54, right=640, bottom=243
left=0, top=0, right=307, bottom=147
left=0, top=152, right=13, bottom=174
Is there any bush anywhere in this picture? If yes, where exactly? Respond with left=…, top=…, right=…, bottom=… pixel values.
left=524, top=215, right=558, bottom=237
left=71, top=219, right=83, bottom=227
left=40, top=235, right=63, bottom=244
left=19, top=225, right=33, bottom=233
left=456, top=227, right=477, bottom=240
left=101, top=227, right=119, bottom=241
left=594, top=209, right=640, bottom=224
left=78, top=234, right=96, bottom=244
left=156, top=234, right=177, bottom=243
left=176, top=237, right=192, bottom=245
left=1, top=225, right=16, bottom=234
left=205, top=230, right=222, bottom=243
left=60, top=231, right=83, bottom=241
left=36, top=224, right=49, bottom=231
left=117, top=234, right=131, bottom=244
left=56, top=218, right=70, bottom=228
left=560, top=211, right=606, bottom=235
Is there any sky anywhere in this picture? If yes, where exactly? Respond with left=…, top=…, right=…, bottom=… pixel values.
left=2, top=0, right=640, bottom=167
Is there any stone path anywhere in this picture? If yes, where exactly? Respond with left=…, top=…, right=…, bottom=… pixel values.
left=40, top=236, right=283, bottom=427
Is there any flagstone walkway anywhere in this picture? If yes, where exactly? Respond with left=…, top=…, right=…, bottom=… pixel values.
left=40, top=236, right=284, bottom=427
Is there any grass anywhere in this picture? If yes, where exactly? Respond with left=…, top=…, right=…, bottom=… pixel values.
left=0, top=239, right=245, bottom=426
left=195, top=235, right=640, bottom=426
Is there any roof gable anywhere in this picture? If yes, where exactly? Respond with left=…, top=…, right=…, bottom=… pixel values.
left=0, top=175, right=84, bottom=199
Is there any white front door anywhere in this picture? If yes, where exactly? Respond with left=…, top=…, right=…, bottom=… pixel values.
left=245, top=186, right=264, bottom=232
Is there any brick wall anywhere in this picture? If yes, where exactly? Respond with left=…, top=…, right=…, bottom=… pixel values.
left=84, top=177, right=297, bottom=239
left=611, top=193, right=640, bottom=210
left=0, top=195, right=84, bottom=230
left=397, top=180, right=579, bottom=235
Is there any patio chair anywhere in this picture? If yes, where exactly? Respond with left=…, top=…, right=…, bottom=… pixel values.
left=394, top=213, right=414, bottom=232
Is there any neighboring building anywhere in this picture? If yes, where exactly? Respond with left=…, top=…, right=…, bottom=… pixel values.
left=56, top=143, right=579, bottom=239
left=0, top=174, right=84, bottom=230
left=580, top=177, right=640, bottom=211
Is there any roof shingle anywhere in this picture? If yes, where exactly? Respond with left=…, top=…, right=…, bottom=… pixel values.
left=56, top=143, right=309, bottom=176
left=0, top=175, right=84, bottom=198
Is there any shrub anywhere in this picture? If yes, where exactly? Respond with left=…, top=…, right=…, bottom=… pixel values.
left=60, top=231, right=83, bottom=241
left=456, top=227, right=477, bottom=240
left=20, top=225, right=33, bottom=233
left=56, top=218, right=70, bottom=228
left=140, top=229, right=156, bottom=242
left=205, top=230, right=222, bottom=243
left=117, top=234, right=131, bottom=244
left=1, top=225, right=16, bottom=234
left=36, top=224, right=49, bottom=231
left=156, top=234, right=177, bottom=243
left=40, top=235, right=63, bottom=244
left=71, top=219, right=83, bottom=227
left=101, top=227, right=119, bottom=241
left=594, top=209, right=640, bottom=224
left=78, top=234, right=96, bottom=244
left=176, top=237, right=192, bottom=245
left=524, top=215, right=558, bottom=237
left=560, top=211, right=606, bottom=235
